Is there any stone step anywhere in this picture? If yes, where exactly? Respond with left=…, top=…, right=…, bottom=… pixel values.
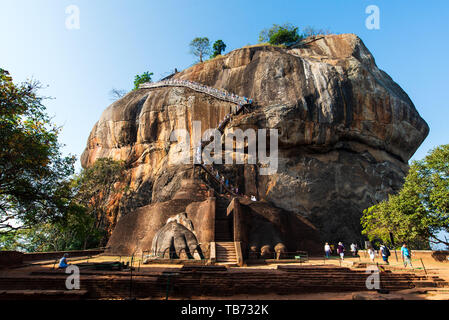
left=0, top=265, right=443, bottom=299
left=215, top=241, right=237, bottom=263
left=216, top=249, right=234, bottom=252
left=215, top=225, right=231, bottom=229
left=0, top=276, right=431, bottom=299
left=215, top=230, right=232, bottom=234
left=0, top=289, right=88, bottom=301
left=215, top=230, right=231, bottom=233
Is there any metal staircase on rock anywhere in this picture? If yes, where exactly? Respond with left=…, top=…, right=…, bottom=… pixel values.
left=139, top=79, right=253, bottom=106
left=140, top=79, right=251, bottom=265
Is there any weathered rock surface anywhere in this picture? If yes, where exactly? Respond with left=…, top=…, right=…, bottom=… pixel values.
left=82, top=34, right=428, bottom=245
left=106, top=179, right=321, bottom=256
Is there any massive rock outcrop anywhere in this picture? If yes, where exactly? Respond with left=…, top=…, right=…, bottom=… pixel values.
left=82, top=34, right=428, bottom=247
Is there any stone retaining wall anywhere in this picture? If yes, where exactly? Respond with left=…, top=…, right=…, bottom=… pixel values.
left=22, top=249, right=104, bottom=262
left=358, top=250, right=449, bottom=263
left=0, top=251, right=24, bottom=267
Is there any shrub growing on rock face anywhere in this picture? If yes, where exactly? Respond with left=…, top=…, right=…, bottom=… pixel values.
left=259, top=23, right=303, bottom=46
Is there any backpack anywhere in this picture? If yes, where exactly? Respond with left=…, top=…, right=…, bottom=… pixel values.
left=383, top=247, right=391, bottom=257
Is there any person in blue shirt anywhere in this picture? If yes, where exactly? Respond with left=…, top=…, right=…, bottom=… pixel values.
left=401, top=243, right=413, bottom=268
left=58, top=253, right=69, bottom=269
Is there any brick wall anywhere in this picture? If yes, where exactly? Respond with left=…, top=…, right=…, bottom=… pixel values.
left=22, top=249, right=104, bottom=262
left=0, top=251, right=24, bottom=267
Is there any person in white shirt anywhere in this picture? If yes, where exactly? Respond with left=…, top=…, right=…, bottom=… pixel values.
left=324, top=243, right=331, bottom=258
left=368, top=247, right=376, bottom=262
left=350, top=243, right=358, bottom=256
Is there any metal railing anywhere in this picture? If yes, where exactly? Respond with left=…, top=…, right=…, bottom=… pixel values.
left=250, top=251, right=309, bottom=262
left=139, top=79, right=253, bottom=106
left=196, top=164, right=237, bottom=197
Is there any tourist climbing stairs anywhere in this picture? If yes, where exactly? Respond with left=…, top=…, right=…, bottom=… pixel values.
left=196, top=164, right=236, bottom=197
left=142, top=79, right=253, bottom=202
left=139, top=79, right=253, bottom=107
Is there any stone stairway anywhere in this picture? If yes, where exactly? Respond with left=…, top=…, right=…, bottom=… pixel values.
left=214, top=197, right=236, bottom=264
left=0, top=265, right=447, bottom=299
left=216, top=242, right=237, bottom=264
left=214, top=197, right=233, bottom=242
left=196, top=164, right=237, bottom=197
left=164, top=78, right=252, bottom=201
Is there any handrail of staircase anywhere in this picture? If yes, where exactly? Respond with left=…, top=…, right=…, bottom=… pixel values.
left=139, top=79, right=253, bottom=106
left=271, top=251, right=309, bottom=260
left=196, top=163, right=237, bottom=197
left=287, top=36, right=326, bottom=49
left=200, top=98, right=248, bottom=150
left=144, top=79, right=252, bottom=200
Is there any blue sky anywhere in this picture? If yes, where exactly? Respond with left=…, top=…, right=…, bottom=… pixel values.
left=1, top=0, right=448, bottom=169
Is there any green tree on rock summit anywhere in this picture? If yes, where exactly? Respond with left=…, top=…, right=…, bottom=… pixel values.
left=134, top=71, right=153, bottom=90
left=211, top=40, right=226, bottom=58
left=189, top=37, right=211, bottom=63
left=259, top=23, right=303, bottom=46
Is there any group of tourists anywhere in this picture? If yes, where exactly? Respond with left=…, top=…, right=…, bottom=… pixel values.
left=140, top=78, right=253, bottom=106
left=323, top=242, right=413, bottom=268
left=324, top=242, right=359, bottom=260
left=208, top=167, right=239, bottom=195
left=366, top=244, right=413, bottom=267
left=157, top=78, right=257, bottom=203
left=203, top=166, right=260, bottom=203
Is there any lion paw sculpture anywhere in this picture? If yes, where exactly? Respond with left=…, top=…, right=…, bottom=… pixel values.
left=149, top=212, right=203, bottom=260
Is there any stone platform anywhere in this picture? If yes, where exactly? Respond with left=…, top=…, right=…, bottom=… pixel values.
left=0, top=262, right=446, bottom=300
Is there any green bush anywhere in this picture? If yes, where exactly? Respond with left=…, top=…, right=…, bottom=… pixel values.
left=211, top=40, right=226, bottom=58
left=259, top=23, right=303, bottom=46
left=134, top=71, right=153, bottom=90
